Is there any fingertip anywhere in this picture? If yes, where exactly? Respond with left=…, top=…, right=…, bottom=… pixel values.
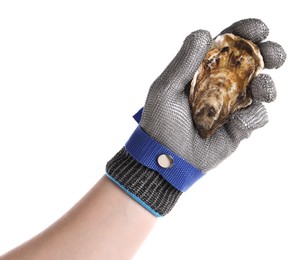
left=251, top=74, right=277, bottom=103
left=177, top=29, right=212, bottom=83
left=151, top=29, right=212, bottom=92
left=220, top=18, right=269, bottom=43
left=259, top=41, right=287, bottom=69
left=183, top=29, right=212, bottom=59
left=185, top=29, right=212, bottom=45
left=228, top=101, right=268, bottom=135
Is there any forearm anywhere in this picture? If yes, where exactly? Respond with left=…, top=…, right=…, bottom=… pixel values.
left=1, top=176, right=156, bottom=260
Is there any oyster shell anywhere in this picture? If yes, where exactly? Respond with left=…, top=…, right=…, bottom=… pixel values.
left=189, top=33, right=264, bottom=138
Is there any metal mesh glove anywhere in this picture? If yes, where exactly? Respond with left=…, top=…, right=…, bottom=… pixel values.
left=106, top=18, right=286, bottom=216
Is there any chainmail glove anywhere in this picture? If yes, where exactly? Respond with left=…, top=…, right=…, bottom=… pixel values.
left=106, top=18, right=286, bottom=216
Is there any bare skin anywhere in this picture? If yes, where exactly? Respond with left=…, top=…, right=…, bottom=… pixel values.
left=0, top=176, right=156, bottom=260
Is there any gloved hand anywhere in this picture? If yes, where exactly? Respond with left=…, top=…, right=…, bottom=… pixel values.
left=106, top=18, right=286, bottom=216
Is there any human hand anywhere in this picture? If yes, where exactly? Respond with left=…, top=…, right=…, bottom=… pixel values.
left=140, top=18, right=286, bottom=172
left=107, top=18, right=286, bottom=216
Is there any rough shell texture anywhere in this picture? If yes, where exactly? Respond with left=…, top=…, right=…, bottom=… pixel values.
left=189, top=33, right=264, bottom=138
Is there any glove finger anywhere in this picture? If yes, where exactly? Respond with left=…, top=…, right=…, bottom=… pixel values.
left=220, top=18, right=269, bottom=43
left=152, top=30, right=212, bottom=91
left=251, top=74, right=277, bottom=103
left=225, top=101, right=268, bottom=142
left=259, top=41, right=287, bottom=69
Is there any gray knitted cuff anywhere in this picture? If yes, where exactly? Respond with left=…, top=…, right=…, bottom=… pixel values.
left=106, top=147, right=182, bottom=216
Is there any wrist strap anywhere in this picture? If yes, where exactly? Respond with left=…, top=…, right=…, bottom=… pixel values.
left=125, top=125, right=205, bottom=192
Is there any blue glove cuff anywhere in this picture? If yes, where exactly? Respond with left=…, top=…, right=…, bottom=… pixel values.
left=125, top=125, right=205, bottom=192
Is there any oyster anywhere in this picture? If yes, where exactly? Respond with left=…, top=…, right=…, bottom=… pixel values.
left=189, top=33, right=264, bottom=138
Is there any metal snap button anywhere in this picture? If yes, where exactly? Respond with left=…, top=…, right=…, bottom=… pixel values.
left=157, top=154, right=174, bottom=168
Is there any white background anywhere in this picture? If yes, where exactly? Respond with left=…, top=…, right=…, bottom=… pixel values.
left=0, top=1, right=302, bottom=259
